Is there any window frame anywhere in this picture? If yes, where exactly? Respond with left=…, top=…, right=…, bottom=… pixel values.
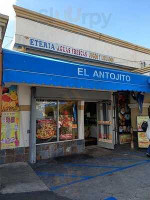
left=36, top=99, right=78, bottom=144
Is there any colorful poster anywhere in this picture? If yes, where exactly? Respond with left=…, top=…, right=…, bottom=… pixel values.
left=138, top=132, right=149, bottom=148
left=36, top=119, right=56, bottom=140
left=119, top=134, right=131, bottom=144
left=137, top=116, right=149, bottom=148
left=1, top=112, right=20, bottom=149
left=137, top=116, right=149, bottom=131
left=99, top=133, right=113, bottom=143
left=2, top=86, right=19, bottom=112
left=118, top=92, right=131, bottom=134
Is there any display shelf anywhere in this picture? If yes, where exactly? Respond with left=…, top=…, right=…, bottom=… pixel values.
left=98, top=121, right=112, bottom=125
left=99, top=124, right=111, bottom=126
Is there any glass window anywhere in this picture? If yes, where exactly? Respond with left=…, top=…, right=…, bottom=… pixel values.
left=98, top=102, right=113, bottom=143
left=59, top=101, right=78, bottom=141
left=36, top=100, right=57, bottom=144
left=36, top=100, right=78, bottom=144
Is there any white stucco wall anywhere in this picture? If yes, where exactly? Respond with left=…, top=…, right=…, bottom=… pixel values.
left=19, top=111, right=30, bottom=147
left=18, top=85, right=31, bottom=147
left=78, top=101, right=84, bottom=140
left=15, top=17, right=150, bottom=69
left=18, top=85, right=31, bottom=105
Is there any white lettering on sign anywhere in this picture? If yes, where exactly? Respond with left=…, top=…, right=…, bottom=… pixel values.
left=78, top=68, right=84, bottom=76
left=78, top=68, right=131, bottom=82
left=126, top=75, right=131, bottom=82
left=78, top=68, right=89, bottom=77
left=29, top=38, right=114, bottom=64
left=93, top=70, right=99, bottom=78
left=84, top=69, right=89, bottom=77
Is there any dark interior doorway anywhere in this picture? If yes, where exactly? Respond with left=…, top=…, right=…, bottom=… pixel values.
left=84, top=102, right=97, bottom=146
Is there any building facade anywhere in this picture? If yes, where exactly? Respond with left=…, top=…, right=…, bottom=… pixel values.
left=1, top=6, right=150, bottom=164
left=0, top=14, right=9, bottom=164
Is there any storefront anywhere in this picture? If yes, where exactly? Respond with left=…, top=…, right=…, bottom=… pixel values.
left=1, top=48, right=150, bottom=163
left=2, top=6, right=150, bottom=164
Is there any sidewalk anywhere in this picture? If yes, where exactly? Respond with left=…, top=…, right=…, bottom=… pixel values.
left=0, top=162, right=48, bottom=194
left=0, top=162, right=71, bottom=200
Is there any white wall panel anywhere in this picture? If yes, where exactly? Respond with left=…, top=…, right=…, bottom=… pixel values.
left=15, top=17, right=150, bottom=69
left=18, top=85, right=31, bottom=147
left=19, top=111, right=30, bottom=147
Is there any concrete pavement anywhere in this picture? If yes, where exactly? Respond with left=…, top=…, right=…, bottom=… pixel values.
left=32, top=145, right=150, bottom=200
left=0, top=162, right=48, bottom=194
left=0, top=145, right=150, bottom=200
left=0, top=191, right=72, bottom=200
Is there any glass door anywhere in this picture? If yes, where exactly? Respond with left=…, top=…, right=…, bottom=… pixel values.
left=97, top=101, right=114, bottom=149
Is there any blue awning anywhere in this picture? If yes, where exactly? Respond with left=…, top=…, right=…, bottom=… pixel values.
left=2, top=49, right=150, bottom=93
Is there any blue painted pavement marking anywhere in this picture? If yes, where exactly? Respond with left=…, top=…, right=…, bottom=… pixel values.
left=64, top=163, right=121, bottom=169
left=36, top=171, right=92, bottom=179
left=50, top=178, right=88, bottom=191
left=49, top=160, right=150, bottom=191
left=105, top=197, right=117, bottom=200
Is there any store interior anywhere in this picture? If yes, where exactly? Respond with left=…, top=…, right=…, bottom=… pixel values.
left=84, top=102, right=97, bottom=146
left=117, top=92, right=131, bottom=144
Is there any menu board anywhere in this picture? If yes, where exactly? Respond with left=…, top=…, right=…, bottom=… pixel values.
left=137, top=116, right=149, bottom=148
left=1, top=112, right=20, bottom=149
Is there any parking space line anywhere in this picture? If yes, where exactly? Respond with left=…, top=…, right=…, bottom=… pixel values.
left=50, top=167, right=124, bottom=191
left=36, top=171, right=92, bottom=179
left=49, top=160, right=150, bottom=191
left=50, top=177, right=88, bottom=191
left=64, top=163, right=121, bottom=169
left=118, top=160, right=150, bottom=171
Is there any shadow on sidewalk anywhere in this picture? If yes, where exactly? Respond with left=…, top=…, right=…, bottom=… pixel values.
left=0, top=191, right=71, bottom=200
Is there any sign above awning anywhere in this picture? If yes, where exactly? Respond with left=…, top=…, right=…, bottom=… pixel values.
left=25, top=37, right=114, bottom=63
left=2, top=49, right=150, bottom=93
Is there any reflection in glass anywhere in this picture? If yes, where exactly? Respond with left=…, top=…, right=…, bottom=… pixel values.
left=36, top=100, right=57, bottom=144
left=36, top=100, right=78, bottom=144
left=59, top=101, right=78, bottom=141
